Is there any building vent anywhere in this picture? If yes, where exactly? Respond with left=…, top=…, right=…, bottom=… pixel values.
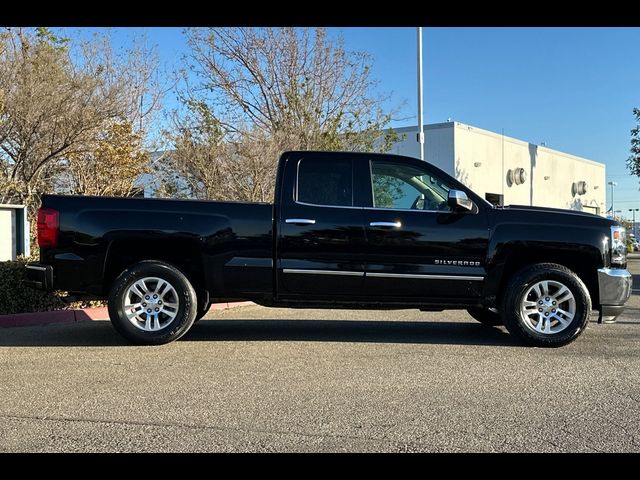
left=572, top=181, right=588, bottom=196
left=507, top=168, right=527, bottom=186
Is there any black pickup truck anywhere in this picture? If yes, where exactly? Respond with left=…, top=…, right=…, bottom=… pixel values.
left=26, top=151, right=632, bottom=347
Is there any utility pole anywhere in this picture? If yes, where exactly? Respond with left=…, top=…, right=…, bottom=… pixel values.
left=630, top=208, right=639, bottom=238
left=417, top=27, right=424, bottom=161
left=608, top=181, right=617, bottom=218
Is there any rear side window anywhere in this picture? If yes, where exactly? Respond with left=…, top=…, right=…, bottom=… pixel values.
left=297, top=158, right=353, bottom=207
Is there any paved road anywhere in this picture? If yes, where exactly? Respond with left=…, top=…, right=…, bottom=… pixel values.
left=0, top=260, right=638, bottom=452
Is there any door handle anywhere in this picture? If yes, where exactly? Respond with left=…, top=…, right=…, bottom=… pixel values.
left=285, top=218, right=316, bottom=225
left=369, top=221, right=402, bottom=228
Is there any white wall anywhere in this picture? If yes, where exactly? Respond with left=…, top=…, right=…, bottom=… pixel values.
left=453, top=123, right=605, bottom=212
left=388, top=123, right=455, bottom=175
left=455, top=123, right=528, bottom=206
left=387, top=122, right=606, bottom=214
left=0, top=209, right=16, bottom=261
left=530, top=146, right=605, bottom=213
left=455, top=123, right=532, bottom=206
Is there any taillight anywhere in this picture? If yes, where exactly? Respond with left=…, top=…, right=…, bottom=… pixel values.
left=37, top=208, right=59, bottom=248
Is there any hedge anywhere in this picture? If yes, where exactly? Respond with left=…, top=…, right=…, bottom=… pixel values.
left=0, top=257, right=105, bottom=315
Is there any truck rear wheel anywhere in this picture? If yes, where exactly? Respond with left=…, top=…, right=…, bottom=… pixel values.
left=501, top=263, right=591, bottom=347
left=108, top=260, right=198, bottom=345
left=467, top=307, right=502, bottom=326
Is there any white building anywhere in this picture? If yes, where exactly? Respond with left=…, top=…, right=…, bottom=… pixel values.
left=0, top=204, right=29, bottom=261
left=388, top=121, right=605, bottom=215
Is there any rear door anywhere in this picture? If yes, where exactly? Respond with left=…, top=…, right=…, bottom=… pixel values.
left=276, top=152, right=366, bottom=299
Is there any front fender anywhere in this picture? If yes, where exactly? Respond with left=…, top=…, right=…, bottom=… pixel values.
left=483, top=222, right=607, bottom=305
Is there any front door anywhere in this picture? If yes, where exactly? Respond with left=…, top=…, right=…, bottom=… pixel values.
left=277, top=152, right=366, bottom=299
left=362, top=157, right=489, bottom=303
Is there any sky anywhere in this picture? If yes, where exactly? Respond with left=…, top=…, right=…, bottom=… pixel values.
left=56, top=27, right=640, bottom=217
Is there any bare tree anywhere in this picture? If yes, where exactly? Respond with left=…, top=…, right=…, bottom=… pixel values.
left=0, top=28, right=163, bottom=213
left=161, top=27, right=398, bottom=202
left=159, top=105, right=232, bottom=200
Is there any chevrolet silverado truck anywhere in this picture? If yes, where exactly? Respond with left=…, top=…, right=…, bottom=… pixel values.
left=26, top=151, right=632, bottom=347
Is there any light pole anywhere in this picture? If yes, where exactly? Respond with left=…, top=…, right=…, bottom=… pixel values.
left=417, top=27, right=424, bottom=161
left=630, top=208, right=639, bottom=238
left=608, top=181, right=617, bottom=217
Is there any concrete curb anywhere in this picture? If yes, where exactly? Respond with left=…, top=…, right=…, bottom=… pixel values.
left=0, top=301, right=254, bottom=328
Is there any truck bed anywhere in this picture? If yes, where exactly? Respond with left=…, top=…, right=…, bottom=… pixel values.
left=39, top=194, right=275, bottom=299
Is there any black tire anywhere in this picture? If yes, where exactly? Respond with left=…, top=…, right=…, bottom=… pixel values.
left=192, top=291, right=211, bottom=323
left=501, top=263, right=591, bottom=348
left=467, top=307, right=502, bottom=326
left=108, top=260, right=198, bottom=345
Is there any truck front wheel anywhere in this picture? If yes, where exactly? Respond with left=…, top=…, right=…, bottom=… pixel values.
left=108, top=260, right=198, bottom=345
left=501, top=263, right=591, bottom=347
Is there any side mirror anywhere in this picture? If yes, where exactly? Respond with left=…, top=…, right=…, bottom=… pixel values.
left=448, top=189, right=474, bottom=212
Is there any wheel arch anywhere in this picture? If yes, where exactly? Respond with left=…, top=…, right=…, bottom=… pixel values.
left=485, top=243, right=602, bottom=308
left=103, top=238, right=209, bottom=307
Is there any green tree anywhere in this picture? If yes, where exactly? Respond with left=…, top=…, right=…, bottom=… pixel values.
left=627, top=108, right=640, bottom=177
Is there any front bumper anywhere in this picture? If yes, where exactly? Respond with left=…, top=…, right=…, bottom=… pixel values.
left=24, top=262, right=54, bottom=291
left=597, top=268, right=632, bottom=323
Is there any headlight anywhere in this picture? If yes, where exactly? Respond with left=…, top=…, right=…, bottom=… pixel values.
left=611, top=225, right=627, bottom=266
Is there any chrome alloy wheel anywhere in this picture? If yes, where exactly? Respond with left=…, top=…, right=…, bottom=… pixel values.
left=520, top=280, right=576, bottom=335
left=123, top=277, right=179, bottom=331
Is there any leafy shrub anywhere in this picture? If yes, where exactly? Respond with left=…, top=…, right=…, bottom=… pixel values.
left=0, top=257, right=105, bottom=315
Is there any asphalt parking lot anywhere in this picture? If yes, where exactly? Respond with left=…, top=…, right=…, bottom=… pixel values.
left=0, top=258, right=638, bottom=452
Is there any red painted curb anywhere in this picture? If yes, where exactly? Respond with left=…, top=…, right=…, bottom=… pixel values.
left=208, top=301, right=254, bottom=311
left=0, top=302, right=254, bottom=328
left=75, top=307, right=109, bottom=322
left=0, top=309, right=76, bottom=328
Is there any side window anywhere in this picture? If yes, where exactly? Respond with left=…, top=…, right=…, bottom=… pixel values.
left=370, top=160, right=452, bottom=211
left=297, top=158, right=353, bottom=207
